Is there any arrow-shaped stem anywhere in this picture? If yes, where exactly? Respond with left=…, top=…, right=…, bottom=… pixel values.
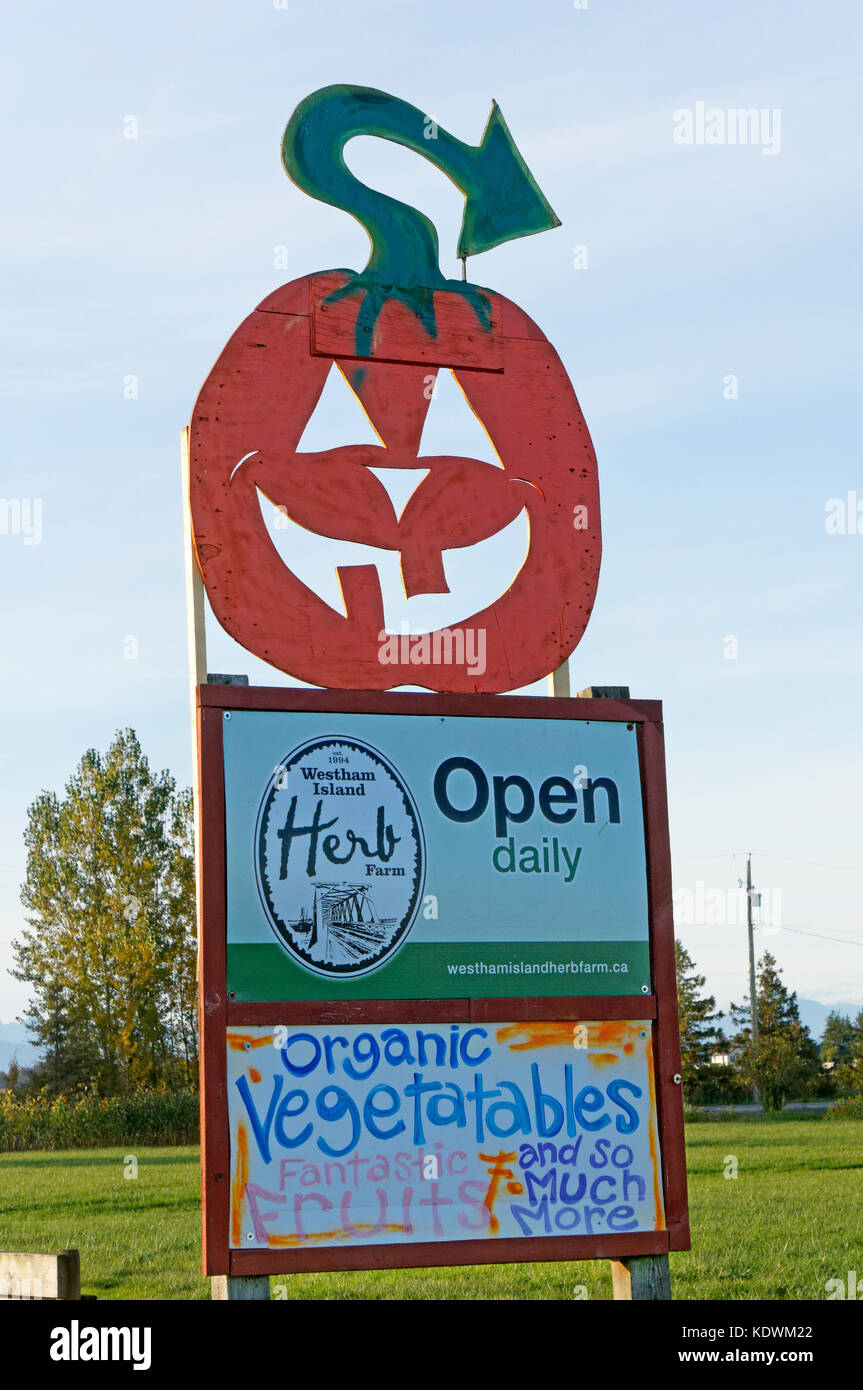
left=282, top=85, right=559, bottom=353
left=282, top=85, right=560, bottom=286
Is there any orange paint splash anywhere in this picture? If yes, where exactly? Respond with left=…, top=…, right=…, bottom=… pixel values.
left=497, top=1022, right=584, bottom=1051
left=589, top=1021, right=642, bottom=1049
left=266, top=1223, right=405, bottom=1248
left=589, top=1052, right=619, bottom=1067
left=230, top=1122, right=248, bottom=1247
left=498, top=1020, right=645, bottom=1053
left=478, top=1150, right=518, bottom=1234
left=249, top=1067, right=261, bottom=1084
left=226, top=1032, right=273, bottom=1051
left=645, top=1034, right=665, bottom=1230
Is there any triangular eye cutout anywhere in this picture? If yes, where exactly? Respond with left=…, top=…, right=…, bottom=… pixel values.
left=416, top=368, right=502, bottom=466
left=295, top=363, right=381, bottom=452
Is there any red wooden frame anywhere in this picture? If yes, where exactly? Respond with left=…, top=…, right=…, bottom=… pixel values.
left=197, top=686, right=689, bottom=1275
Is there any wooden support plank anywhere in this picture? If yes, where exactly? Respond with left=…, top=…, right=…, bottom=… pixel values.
left=310, top=272, right=504, bottom=369
left=182, top=423, right=208, bottom=957
left=182, top=426, right=208, bottom=725
left=573, top=682, right=676, bottom=1297
left=577, top=685, right=631, bottom=700
left=611, top=1254, right=672, bottom=1301
left=470, top=995, right=657, bottom=1023
left=230, top=1230, right=668, bottom=1278
left=639, top=713, right=691, bottom=1252
left=211, top=1274, right=270, bottom=1301
left=547, top=659, right=571, bottom=698
left=184, top=426, right=229, bottom=1298
left=199, top=705, right=231, bottom=1281
left=0, top=1249, right=81, bottom=1300
left=198, top=684, right=659, bottom=724
left=229, top=998, right=471, bottom=1026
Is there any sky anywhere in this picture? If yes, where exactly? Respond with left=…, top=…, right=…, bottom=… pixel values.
left=1, top=0, right=861, bottom=1023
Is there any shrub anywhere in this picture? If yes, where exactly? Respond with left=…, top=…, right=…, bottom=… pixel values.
left=684, top=1106, right=740, bottom=1123
left=823, top=1095, right=863, bottom=1122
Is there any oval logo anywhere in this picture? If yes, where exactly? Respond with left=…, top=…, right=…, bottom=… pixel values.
left=255, top=736, right=425, bottom=978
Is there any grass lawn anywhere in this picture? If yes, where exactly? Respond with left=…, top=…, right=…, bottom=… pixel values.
left=1, top=1120, right=861, bottom=1300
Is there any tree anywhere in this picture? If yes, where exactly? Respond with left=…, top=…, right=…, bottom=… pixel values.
left=820, top=1011, right=855, bottom=1067
left=12, top=729, right=198, bottom=1094
left=675, top=941, right=723, bottom=1092
left=22, top=978, right=100, bottom=1094
left=730, top=952, right=820, bottom=1111
left=832, top=1007, right=863, bottom=1096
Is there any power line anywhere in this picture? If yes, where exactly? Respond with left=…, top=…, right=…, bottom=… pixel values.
left=673, top=852, right=863, bottom=873
left=673, top=854, right=739, bottom=862
left=676, top=918, right=863, bottom=948
left=768, top=925, right=863, bottom=948
left=753, top=854, right=863, bottom=874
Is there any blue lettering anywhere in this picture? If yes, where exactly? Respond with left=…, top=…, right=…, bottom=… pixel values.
left=607, top=1079, right=641, bottom=1134
left=459, top=1027, right=492, bottom=1067
left=274, top=1088, right=312, bottom=1150
left=532, top=1063, right=564, bottom=1136
left=511, top=1196, right=551, bottom=1236
left=590, top=1175, right=617, bottom=1205
left=363, top=1084, right=405, bottom=1140
left=559, top=1170, right=587, bottom=1204
left=344, top=1032, right=380, bottom=1081
left=281, top=1033, right=321, bottom=1078
left=524, top=1167, right=557, bottom=1204
left=574, top=1085, right=611, bottom=1132
left=589, top=1137, right=611, bottom=1168
left=321, top=1035, right=348, bottom=1075
left=426, top=1082, right=468, bottom=1129
left=485, top=1080, right=531, bottom=1139
left=235, top=1074, right=283, bottom=1164
left=608, top=1204, right=639, bottom=1232
left=416, top=1031, right=446, bottom=1068
left=315, top=1085, right=360, bottom=1157
left=380, top=1028, right=415, bottom=1068
left=404, top=1073, right=441, bottom=1144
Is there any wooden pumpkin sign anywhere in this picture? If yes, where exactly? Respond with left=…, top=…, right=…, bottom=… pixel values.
left=189, top=86, right=601, bottom=693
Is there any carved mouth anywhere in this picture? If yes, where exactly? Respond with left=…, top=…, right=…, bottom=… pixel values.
left=256, top=486, right=529, bottom=626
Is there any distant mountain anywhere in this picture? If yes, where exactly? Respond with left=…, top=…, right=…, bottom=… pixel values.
left=0, top=1020, right=41, bottom=1073
left=715, top=999, right=861, bottom=1043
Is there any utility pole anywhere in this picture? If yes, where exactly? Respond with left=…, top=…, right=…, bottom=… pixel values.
left=746, top=852, right=759, bottom=1104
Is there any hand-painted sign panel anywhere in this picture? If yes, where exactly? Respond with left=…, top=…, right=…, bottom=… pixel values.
left=226, top=1021, right=664, bottom=1252
left=223, top=709, right=650, bottom=1000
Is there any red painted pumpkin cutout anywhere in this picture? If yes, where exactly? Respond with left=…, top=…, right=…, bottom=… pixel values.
left=190, top=272, right=600, bottom=692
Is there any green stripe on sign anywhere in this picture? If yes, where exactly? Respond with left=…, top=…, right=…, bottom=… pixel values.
left=227, top=941, right=650, bottom=1001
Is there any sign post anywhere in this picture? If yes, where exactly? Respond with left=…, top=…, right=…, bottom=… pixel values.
left=185, top=85, right=689, bottom=1299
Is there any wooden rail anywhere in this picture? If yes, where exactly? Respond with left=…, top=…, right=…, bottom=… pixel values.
left=0, top=1249, right=81, bottom=1300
